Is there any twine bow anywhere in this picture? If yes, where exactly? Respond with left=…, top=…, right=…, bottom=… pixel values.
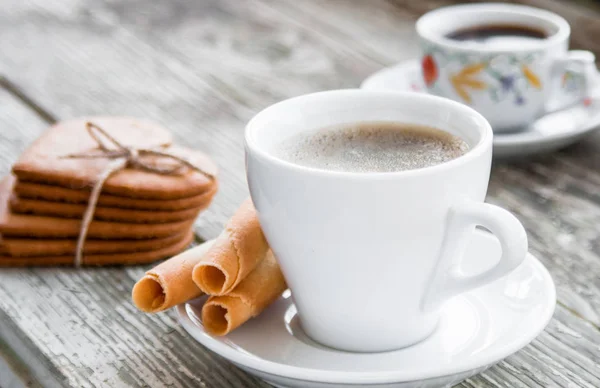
left=63, top=122, right=215, bottom=267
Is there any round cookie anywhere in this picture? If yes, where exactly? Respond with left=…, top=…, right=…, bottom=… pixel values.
left=0, top=230, right=195, bottom=266
left=14, top=180, right=218, bottom=211
left=12, top=117, right=218, bottom=199
left=0, top=177, right=194, bottom=239
left=10, top=195, right=212, bottom=223
left=0, top=229, right=192, bottom=257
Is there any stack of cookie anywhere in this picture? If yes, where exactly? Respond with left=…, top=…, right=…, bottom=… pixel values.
left=0, top=117, right=218, bottom=266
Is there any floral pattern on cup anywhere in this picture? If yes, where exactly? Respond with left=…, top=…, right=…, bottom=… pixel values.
left=420, top=45, right=547, bottom=106
left=421, top=55, right=438, bottom=86
left=417, top=50, right=585, bottom=106
left=562, top=70, right=585, bottom=94
left=449, top=63, right=486, bottom=103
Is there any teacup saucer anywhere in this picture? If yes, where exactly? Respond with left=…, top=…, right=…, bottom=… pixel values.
left=361, top=60, right=600, bottom=158
left=177, top=231, right=555, bottom=388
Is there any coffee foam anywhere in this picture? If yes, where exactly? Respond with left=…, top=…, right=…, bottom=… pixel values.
left=274, top=122, right=469, bottom=173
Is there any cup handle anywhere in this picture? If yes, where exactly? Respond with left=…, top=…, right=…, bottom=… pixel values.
left=545, top=50, right=598, bottom=114
left=421, top=201, right=528, bottom=313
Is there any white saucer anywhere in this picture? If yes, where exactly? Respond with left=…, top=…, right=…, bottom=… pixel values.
left=361, top=60, right=600, bottom=158
left=177, top=231, right=556, bottom=388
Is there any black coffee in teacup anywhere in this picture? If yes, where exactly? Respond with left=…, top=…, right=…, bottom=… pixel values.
left=274, top=122, right=469, bottom=173
left=446, top=24, right=547, bottom=48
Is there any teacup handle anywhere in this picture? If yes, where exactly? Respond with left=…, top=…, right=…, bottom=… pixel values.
left=421, top=201, right=528, bottom=313
left=545, top=50, right=598, bottom=114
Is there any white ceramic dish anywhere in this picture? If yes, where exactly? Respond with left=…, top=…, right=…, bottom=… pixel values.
left=361, top=60, right=600, bottom=158
left=177, top=231, right=556, bottom=388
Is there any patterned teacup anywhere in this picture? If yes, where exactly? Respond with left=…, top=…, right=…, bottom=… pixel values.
left=416, top=3, right=597, bottom=132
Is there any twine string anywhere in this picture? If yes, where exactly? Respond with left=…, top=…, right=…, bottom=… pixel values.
left=63, top=122, right=214, bottom=267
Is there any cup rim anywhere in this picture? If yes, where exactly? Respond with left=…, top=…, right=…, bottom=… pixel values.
left=416, top=3, right=571, bottom=53
left=244, top=89, right=492, bottom=179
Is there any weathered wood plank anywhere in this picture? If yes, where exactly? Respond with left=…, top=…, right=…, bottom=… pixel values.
left=0, top=0, right=257, bottom=238
left=469, top=305, right=600, bottom=388
left=0, top=88, right=268, bottom=387
left=0, top=90, right=74, bottom=388
left=0, top=335, right=44, bottom=388
left=0, top=0, right=599, bottom=387
left=104, top=0, right=600, bottom=329
left=251, top=0, right=600, bottom=330
left=226, top=2, right=600, bottom=385
left=242, top=4, right=600, bottom=387
left=258, top=0, right=419, bottom=66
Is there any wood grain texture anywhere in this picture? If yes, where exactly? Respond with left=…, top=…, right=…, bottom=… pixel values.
left=129, top=0, right=600, bottom=327
left=0, top=0, right=600, bottom=387
left=0, top=90, right=266, bottom=387
left=0, top=336, right=44, bottom=388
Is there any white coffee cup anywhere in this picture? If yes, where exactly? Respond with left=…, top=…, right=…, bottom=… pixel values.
left=245, top=90, right=528, bottom=352
left=416, top=3, right=597, bottom=132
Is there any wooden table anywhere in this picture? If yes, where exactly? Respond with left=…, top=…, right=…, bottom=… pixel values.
left=1, top=0, right=600, bottom=386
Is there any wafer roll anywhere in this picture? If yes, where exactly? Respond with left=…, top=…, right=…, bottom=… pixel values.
left=201, top=251, right=286, bottom=335
left=132, top=240, right=215, bottom=313
left=192, top=199, right=268, bottom=295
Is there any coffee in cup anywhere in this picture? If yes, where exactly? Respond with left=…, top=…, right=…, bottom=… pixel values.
left=273, top=122, right=469, bottom=173
left=416, top=3, right=597, bottom=132
left=446, top=24, right=547, bottom=48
